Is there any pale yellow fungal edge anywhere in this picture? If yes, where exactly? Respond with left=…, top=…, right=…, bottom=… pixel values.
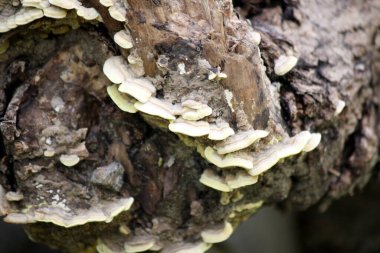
left=334, top=100, right=346, bottom=116
left=225, top=171, right=258, bottom=189
left=76, top=6, right=99, bottom=20
left=199, top=169, right=231, bottom=192
left=124, top=236, right=156, bottom=253
left=96, top=242, right=119, bottom=253
left=114, top=30, right=134, bottom=49
left=43, top=6, right=67, bottom=19
left=103, top=56, right=135, bottom=84
left=4, top=197, right=134, bottom=227
left=204, top=147, right=253, bottom=169
left=99, top=0, right=114, bottom=7
left=135, top=97, right=176, bottom=120
left=248, top=131, right=311, bottom=176
left=303, top=133, right=321, bottom=152
left=208, top=122, right=235, bottom=141
left=107, top=84, right=138, bottom=113
left=216, top=130, right=269, bottom=155
left=169, top=118, right=210, bottom=137
left=49, top=0, right=80, bottom=9
left=59, top=154, right=80, bottom=167
left=274, top=55, right=298, bottom=76
left=5, top=191, right=24, bottom=202
left=108, top=5, right=126, bottom=22
left=118, top=78, right=156, bottom=103
left=201, top=221, right=233, bottom=243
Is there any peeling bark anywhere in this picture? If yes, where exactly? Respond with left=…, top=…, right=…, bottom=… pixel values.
left=0, top=0, right=379, bottom=252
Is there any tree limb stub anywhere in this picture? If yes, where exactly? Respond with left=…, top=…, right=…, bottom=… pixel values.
left=0, top=0, right=379, bottom=252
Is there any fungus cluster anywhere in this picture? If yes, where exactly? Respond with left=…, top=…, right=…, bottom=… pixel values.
left=0, top=0, right=101, bottom=34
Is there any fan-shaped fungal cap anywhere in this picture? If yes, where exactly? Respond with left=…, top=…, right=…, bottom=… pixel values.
left=204, top=147, right=253, bottom=169
left=4, top=197, right=134, bottom=227
left=182, top=100, right=204, bottom=110
left=303, top=133, right=321, bottom=152
left=334, top=100, right=346, bottom=116
left=161, top=242, right=211, bottom=253
left=96, top=241, right=120, bottom=253
left=201, top=221, right=233, bottom=243
left=49, top=0, right=80, bottom=9
left=6, top=16, right=18, bottom=29
left=107, top=84, right=137, bottom=113
left=274, top=55, right=298, bottom=76
left=76, top=6, right=99, bottom=20
left=108, top=5, right=126, bottom=22
left=103, top=56, right=135, bottom=84
left=100, top=0, right=114, bottom=7
left=0, top=23, right=10, bottom=33
left=199, top=169, right=231, bottom=192
left=114, top=30, right=133, bottom=49
left=247, top=30, right=261, bottom=45
left=169, top=118, right=210, bottom=137
left=225, top=171, right=258, bottom=189
left=5, top=191, right=23, bottom=201
left=59, top=154, right=80, bottom=167
left=208, top=122, right=235, bottom=141
left=43, top=6, right=67, bottom=19
left=134, top=97, right=176, bottom=120
left=118, top=78, right=156, bottom=103
left=124, top=236, right=156, bottom=253
left=22, top=0, right=50, bottom=9
left=248, top=131, right=311, bottom=176
left=15, top=8, right=44, bottom=25
left=215, top=130, right=269, bottom=155
left=181, top=106, right=212, bottom=121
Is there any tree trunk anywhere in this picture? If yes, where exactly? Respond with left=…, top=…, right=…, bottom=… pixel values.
left=0, top=0, right=379, bottom=252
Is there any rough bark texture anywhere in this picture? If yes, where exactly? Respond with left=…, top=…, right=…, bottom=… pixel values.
left=0, top=0, right=379, bottom=252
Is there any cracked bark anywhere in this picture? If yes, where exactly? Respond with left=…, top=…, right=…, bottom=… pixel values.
left=0, top=0, right=379, bottom=252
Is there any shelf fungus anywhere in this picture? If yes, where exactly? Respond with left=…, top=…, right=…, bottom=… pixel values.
left=107, top=84, right=138, bottom=113
left=215, top=130, right=269, bottom=155
left=76, top=6, right=99, bottom=20
left=161, top=242, right=212, bottom=253
left=118, top=78, right=156, bottom=103
left=248, top=131, right=314, bottom=176
left=334, top=99, right=346, bottom=116
left=22, top=0, right=50, bottom=9
left=15, top=8, right=44, bottom=26
left=208, top=67, right=227, bottom=80
left=199, top=169, right=231, bottom=192
left=124, top=236, right=156, bottom=253
left=48, top=0, right=81, bottom=9
left=169, top=118, right=210, bottom=137
left=225, top=171, right=259, bottom=189
left=180, top=100, right=213, bottom=121
left=302, top=133, right=322, bottom=152
left=114, top=30, right=134, bottom=49
left=59, top=154, right=80, bottom=167
left=103, top=56, right=135, bottom=84
left=204, top=147, right=254, bottom=170
left=134, top=97, right=176, bottom=120
left=274, top=55, right=298, bottom=76
left=108, top=5, right=127, bottom=22
left=201, top=221, right=233, bottom=243
left=208, top=121, right=235, bottom=141
left=43, top=6, right=68, bottom=19
left=100, top=0, right=114, bottom=7
left=4, top=197, right=134, bottom=228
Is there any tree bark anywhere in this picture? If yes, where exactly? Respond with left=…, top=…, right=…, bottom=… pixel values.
left=0, top=0, right=379, bottom=252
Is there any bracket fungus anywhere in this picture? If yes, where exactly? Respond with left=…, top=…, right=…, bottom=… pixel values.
left=76, top=6, right=99, bottom=20
left=274, top=55, right=298, bottom=76
left=124, top=236, right=156, bottom=253
left=199, top=169, right=231, bottom=192
left=334, top=99, right=346, bottom=116
left=201, top=221, right=234, bottom=243
left=208, top=121, right=235, bottom=141
left=108, top=5, right=127, bottom=22
left=43, top=6, right=67, bottom=19
left=225, top=171, right=259, bottom=189
left=59, top=154, right=80, bottom=167
left=169, top=118, right=210, bottom=137
left=114, top=30, right=134, bottom=49
left=118, top=78, right=156, bottom=103
left=303, top=133, right=322, bottom=152
left=48, top=0, right=80, bottom=10
left=134, top=97, right=176, bottom=120
left=215, top=130, right=269, bottom=155
left=204, top=147, right=254, bottom=170
left=107, top=84, right=138, bottom=113
left=4, top=197, right=134, bottom=228
left=103, top=56, right=135, bottom=84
